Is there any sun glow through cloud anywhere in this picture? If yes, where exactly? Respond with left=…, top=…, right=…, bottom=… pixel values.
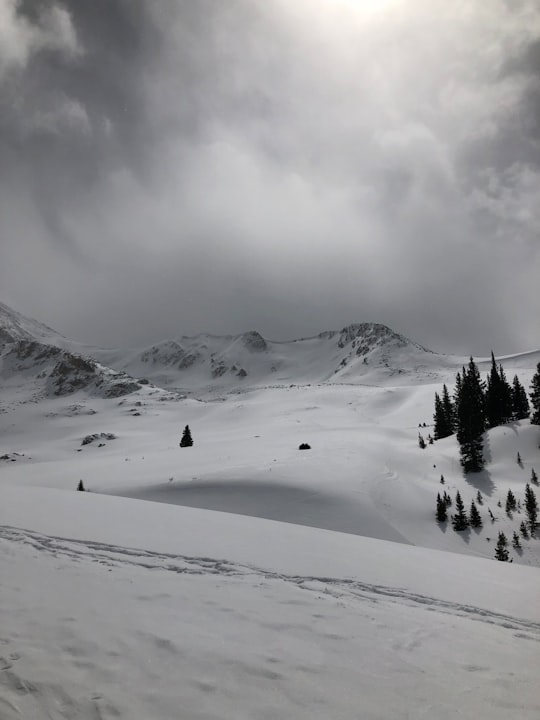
left=324, top=0, right=400, bottom=15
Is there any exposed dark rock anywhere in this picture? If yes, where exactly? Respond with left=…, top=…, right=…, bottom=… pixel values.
left=81, top=432, right=117, bottom=446
left=242, top=331, right=267, bottom=352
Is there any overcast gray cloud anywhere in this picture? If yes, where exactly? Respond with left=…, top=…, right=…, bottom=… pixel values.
left=0, top=0, right=539, bottom=354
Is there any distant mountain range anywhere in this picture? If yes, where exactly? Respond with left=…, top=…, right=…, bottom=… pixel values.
left=1, top=301, right=538, bottom=399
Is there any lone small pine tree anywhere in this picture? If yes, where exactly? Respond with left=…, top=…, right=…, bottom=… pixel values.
left=512, top=532, right=521, bottom=550
left=77, top=479, right=85, bottom=491
left=531, top=468, right=538, bottom=486
left=180, top=425, right=193, bottom=447
left=476, top=490, right=483, bottom=505
left=418, top=433, right=426, bottom=449
left=520, top=520, right=530, bottom=539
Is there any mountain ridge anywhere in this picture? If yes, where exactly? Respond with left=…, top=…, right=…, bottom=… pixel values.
left=1, top=301, right=539, bottom=395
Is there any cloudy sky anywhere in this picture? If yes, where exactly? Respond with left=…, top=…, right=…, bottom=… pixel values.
left=1, top=0, right=539, bottom=354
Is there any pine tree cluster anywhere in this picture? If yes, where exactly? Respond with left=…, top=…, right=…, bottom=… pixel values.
left=431, top=355, right=534, bottom=474
left=433, top=481, right=537, bottom=560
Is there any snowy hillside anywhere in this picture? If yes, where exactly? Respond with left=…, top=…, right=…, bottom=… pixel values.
left=0, top=301, right=68, bottom=347
left=1, top=301, right=540, bottom=718
left=0, top=304, right=147, bottom=401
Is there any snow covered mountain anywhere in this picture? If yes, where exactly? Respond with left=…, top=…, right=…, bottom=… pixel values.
left=92, top=322, right=449, bottom=390
left=0, top=301, right=68, bottom=347
left=0, top=303, right=143, bottom=400
left=0, top=301, right=465, bottom=394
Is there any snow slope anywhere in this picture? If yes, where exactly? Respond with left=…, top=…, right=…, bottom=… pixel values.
left=1, top=487, right=540, bottom=720
left=0, top=302, right=68, bottom=347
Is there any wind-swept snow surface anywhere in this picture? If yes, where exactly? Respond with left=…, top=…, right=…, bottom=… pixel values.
left=1, top=489, right=540, bottom=720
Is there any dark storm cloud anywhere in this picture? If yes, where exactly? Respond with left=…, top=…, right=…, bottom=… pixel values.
left=1, top=0, right=539, bottom=355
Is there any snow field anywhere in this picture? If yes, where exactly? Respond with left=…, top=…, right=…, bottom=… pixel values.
left=1, top=487, right=540, bottom=720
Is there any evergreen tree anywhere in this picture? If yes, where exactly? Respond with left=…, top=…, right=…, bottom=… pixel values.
left=524, top=483, right=538, bottom=535
left=440, top=474, right=445, bottom=484
left=436, top=493, right=448, bottom=522
left=453, top=371, right=463, bottom=421
left=505, top=489, right=517, bottom=514
left=517, top=452, right=522, bottom=466
left=77, top=479, right=85, bottom=491
left=456, top=358, right=486, bottom=472
left=531, top=468, right=538, bottom=486
left=469, top=500, right=482, bottom=528
left=485, top=353, right=513, bottom=428
left=433, top=390, right=453, bottom=440
left=443, top=491, right=452, bottom=507
left=452, top=491, right=469, bottom=531
left=476, top=490, right=483, bottom=505
left=530, top=363, right=540, bottom=426
left=511, top=375, right=530, bottom=420
left=484, top=352, right=498, bottom=428
left=499, top=364, right=513, bottom=424
left=180, top=425, right=194, bottom=447
left=520, top=520, right=530, bottom=539
left=418, top=433, right=426, bottom=449
left=442, top=384, right=455, bottom=432
left=494, top=532, right=510, bottom=561
left=512, top=532, right=521, bottom=550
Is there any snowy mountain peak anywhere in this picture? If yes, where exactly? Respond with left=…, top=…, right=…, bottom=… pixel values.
left=0, top=301, right=65, bottom=347
left=240, top=331, right=268, bottom=352
left=336, top=323, right=430, bottom=353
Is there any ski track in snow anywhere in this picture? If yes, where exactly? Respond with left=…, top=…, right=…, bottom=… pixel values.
left=2, top=524, right=539, bottom=641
